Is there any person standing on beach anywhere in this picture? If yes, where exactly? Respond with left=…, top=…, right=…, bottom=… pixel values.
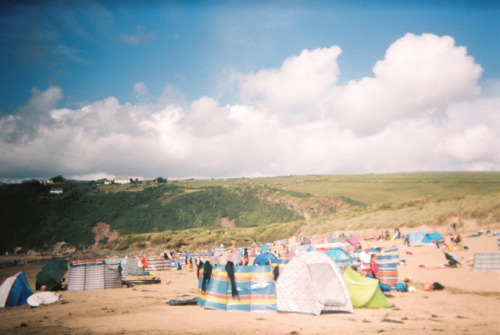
left=359, top=245, right=371, bottom=274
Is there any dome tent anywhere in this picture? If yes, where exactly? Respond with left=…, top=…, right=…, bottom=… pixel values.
left=276, top=250, right=353, bottom=315
left=0, top=272, right=33, bottom=308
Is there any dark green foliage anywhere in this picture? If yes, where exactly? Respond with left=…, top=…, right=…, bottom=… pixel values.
left=155, top=177, right=167, bottom=183
left=50, top=175, right=65, bottom=183
left=0, top=181, right=303, bottom=251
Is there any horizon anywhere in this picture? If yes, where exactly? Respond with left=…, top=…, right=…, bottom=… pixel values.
left=3, top=170, right=499, bottom=185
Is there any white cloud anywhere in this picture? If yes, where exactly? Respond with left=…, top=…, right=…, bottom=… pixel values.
left=240, top=46, right=342, bottom=113
left=324, top=33, right=483, bottom=135
left=121, top=26, right=155, bottom=46
left=0, top=33, right=499, bottom=181
left=440, top=124, right=497, bottom=162
left=134, top=81, right=148, bottom=96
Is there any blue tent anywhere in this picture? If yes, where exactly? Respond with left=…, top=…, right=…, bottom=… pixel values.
left=325, top=248, right=353, bottom=271
left=422, top=232, right=444, bottom=244
left=0, top=272, right=33, bottom=308
left=406, top=231, right=426, bottom=245
left=253, top=252, right=278, bottom=266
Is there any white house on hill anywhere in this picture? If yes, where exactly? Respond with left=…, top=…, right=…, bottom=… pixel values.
left=114, top=176, right=131, bottom=184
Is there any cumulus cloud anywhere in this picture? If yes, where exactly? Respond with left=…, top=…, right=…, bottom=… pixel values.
left=240, top=46, right=342, bottom=114
left=323, top=33, right=483, bottom=135
left=0, top=33, right=499, bottom=181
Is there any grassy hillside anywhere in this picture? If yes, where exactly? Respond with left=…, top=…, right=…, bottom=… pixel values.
left=1, top=172, right=499, bottom=254
left=0, top=180, right=309, bottom=252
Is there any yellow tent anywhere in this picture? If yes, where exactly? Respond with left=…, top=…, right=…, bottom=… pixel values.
left=342, top=267, right=393, bottom=308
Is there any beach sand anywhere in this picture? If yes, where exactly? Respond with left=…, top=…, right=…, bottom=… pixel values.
left=1, top=233, right=499, bottom=335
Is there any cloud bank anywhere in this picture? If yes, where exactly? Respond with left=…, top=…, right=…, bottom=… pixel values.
left=1, top=33, right=499, bottom=182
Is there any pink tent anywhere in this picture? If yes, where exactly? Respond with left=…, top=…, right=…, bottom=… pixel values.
left=345, top=237, right=360, bottom=248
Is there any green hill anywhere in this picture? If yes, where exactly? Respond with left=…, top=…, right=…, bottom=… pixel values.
left=1, top=171, right=499, bottom=254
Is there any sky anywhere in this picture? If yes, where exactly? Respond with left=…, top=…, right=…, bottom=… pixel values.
left=0, top=0, right=499, bottom=182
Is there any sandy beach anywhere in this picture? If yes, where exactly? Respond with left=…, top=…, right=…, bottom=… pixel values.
left=1, top=232, right=499, bottom=335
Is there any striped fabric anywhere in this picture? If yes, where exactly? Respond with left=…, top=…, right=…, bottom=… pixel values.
left=67, top=259, right=121, bottom=291
left=196, top=250, right=213, bottom=257
left=119, top=258, right=145, bottom=276
left=146, top=258, right=179, bottom=271
left=103, top=264, right=122, bottom=289
left=351, top=249, right=369, bottom=266
left=197, top=266, right=207, bottom=307
left=279, top=252, right=295, bottom=261
left=200, top=265, right=277, bottom=312
left=474, top=252, right=500, bottom=271
left=351, top=248, right=399, bottom=288
left=376, top=248, right=399, bottom=288
left=213, top=247, right=226, bottom=256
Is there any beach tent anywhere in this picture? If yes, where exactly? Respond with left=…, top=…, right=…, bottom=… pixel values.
left=36, top=259, right=69, bottom=291
left=67, top=259, right=122, bottom=291
left=325, top=248, right=353, bottom=271
left=343, top=267, right=393, bottom=308
left=406, top=231, right=426, bottom=246
left=253, top=252, right=278, bottom=266
left=422, top=232, right=444, bottom=244
left=198, top=264, right=277, bottom=312
left=0, top=272, right=33, bottom=308
left=276, top=250, right=353, bottom=315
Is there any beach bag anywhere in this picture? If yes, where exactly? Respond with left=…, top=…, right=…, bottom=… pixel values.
left=395, top=282, right=407, bottom=292
left=379, top=282, right=392, bottom=292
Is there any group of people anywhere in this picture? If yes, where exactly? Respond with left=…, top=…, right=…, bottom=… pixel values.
left=161, top=249, right=181, bottom=260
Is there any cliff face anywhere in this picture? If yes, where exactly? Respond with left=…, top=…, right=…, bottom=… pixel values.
left=262, top=193, right=361, bottom=220
left=90, top=222, right=120, bottom=250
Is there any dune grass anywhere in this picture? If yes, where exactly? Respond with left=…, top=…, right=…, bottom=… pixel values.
left=102, top=172, right=500, bottom=255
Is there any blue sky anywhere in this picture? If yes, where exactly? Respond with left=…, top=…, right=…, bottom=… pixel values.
left=0, top=1, right=499, bottom=181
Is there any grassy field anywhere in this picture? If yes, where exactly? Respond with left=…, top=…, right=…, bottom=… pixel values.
left=174, top=172, right=500, bottom=204
left=99, top=172, right=500, bottom=255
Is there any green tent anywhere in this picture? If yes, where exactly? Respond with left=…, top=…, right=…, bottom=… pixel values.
left=342, top=266, right=393, bottom=308
left=36, top=259, right=69, bottom=291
